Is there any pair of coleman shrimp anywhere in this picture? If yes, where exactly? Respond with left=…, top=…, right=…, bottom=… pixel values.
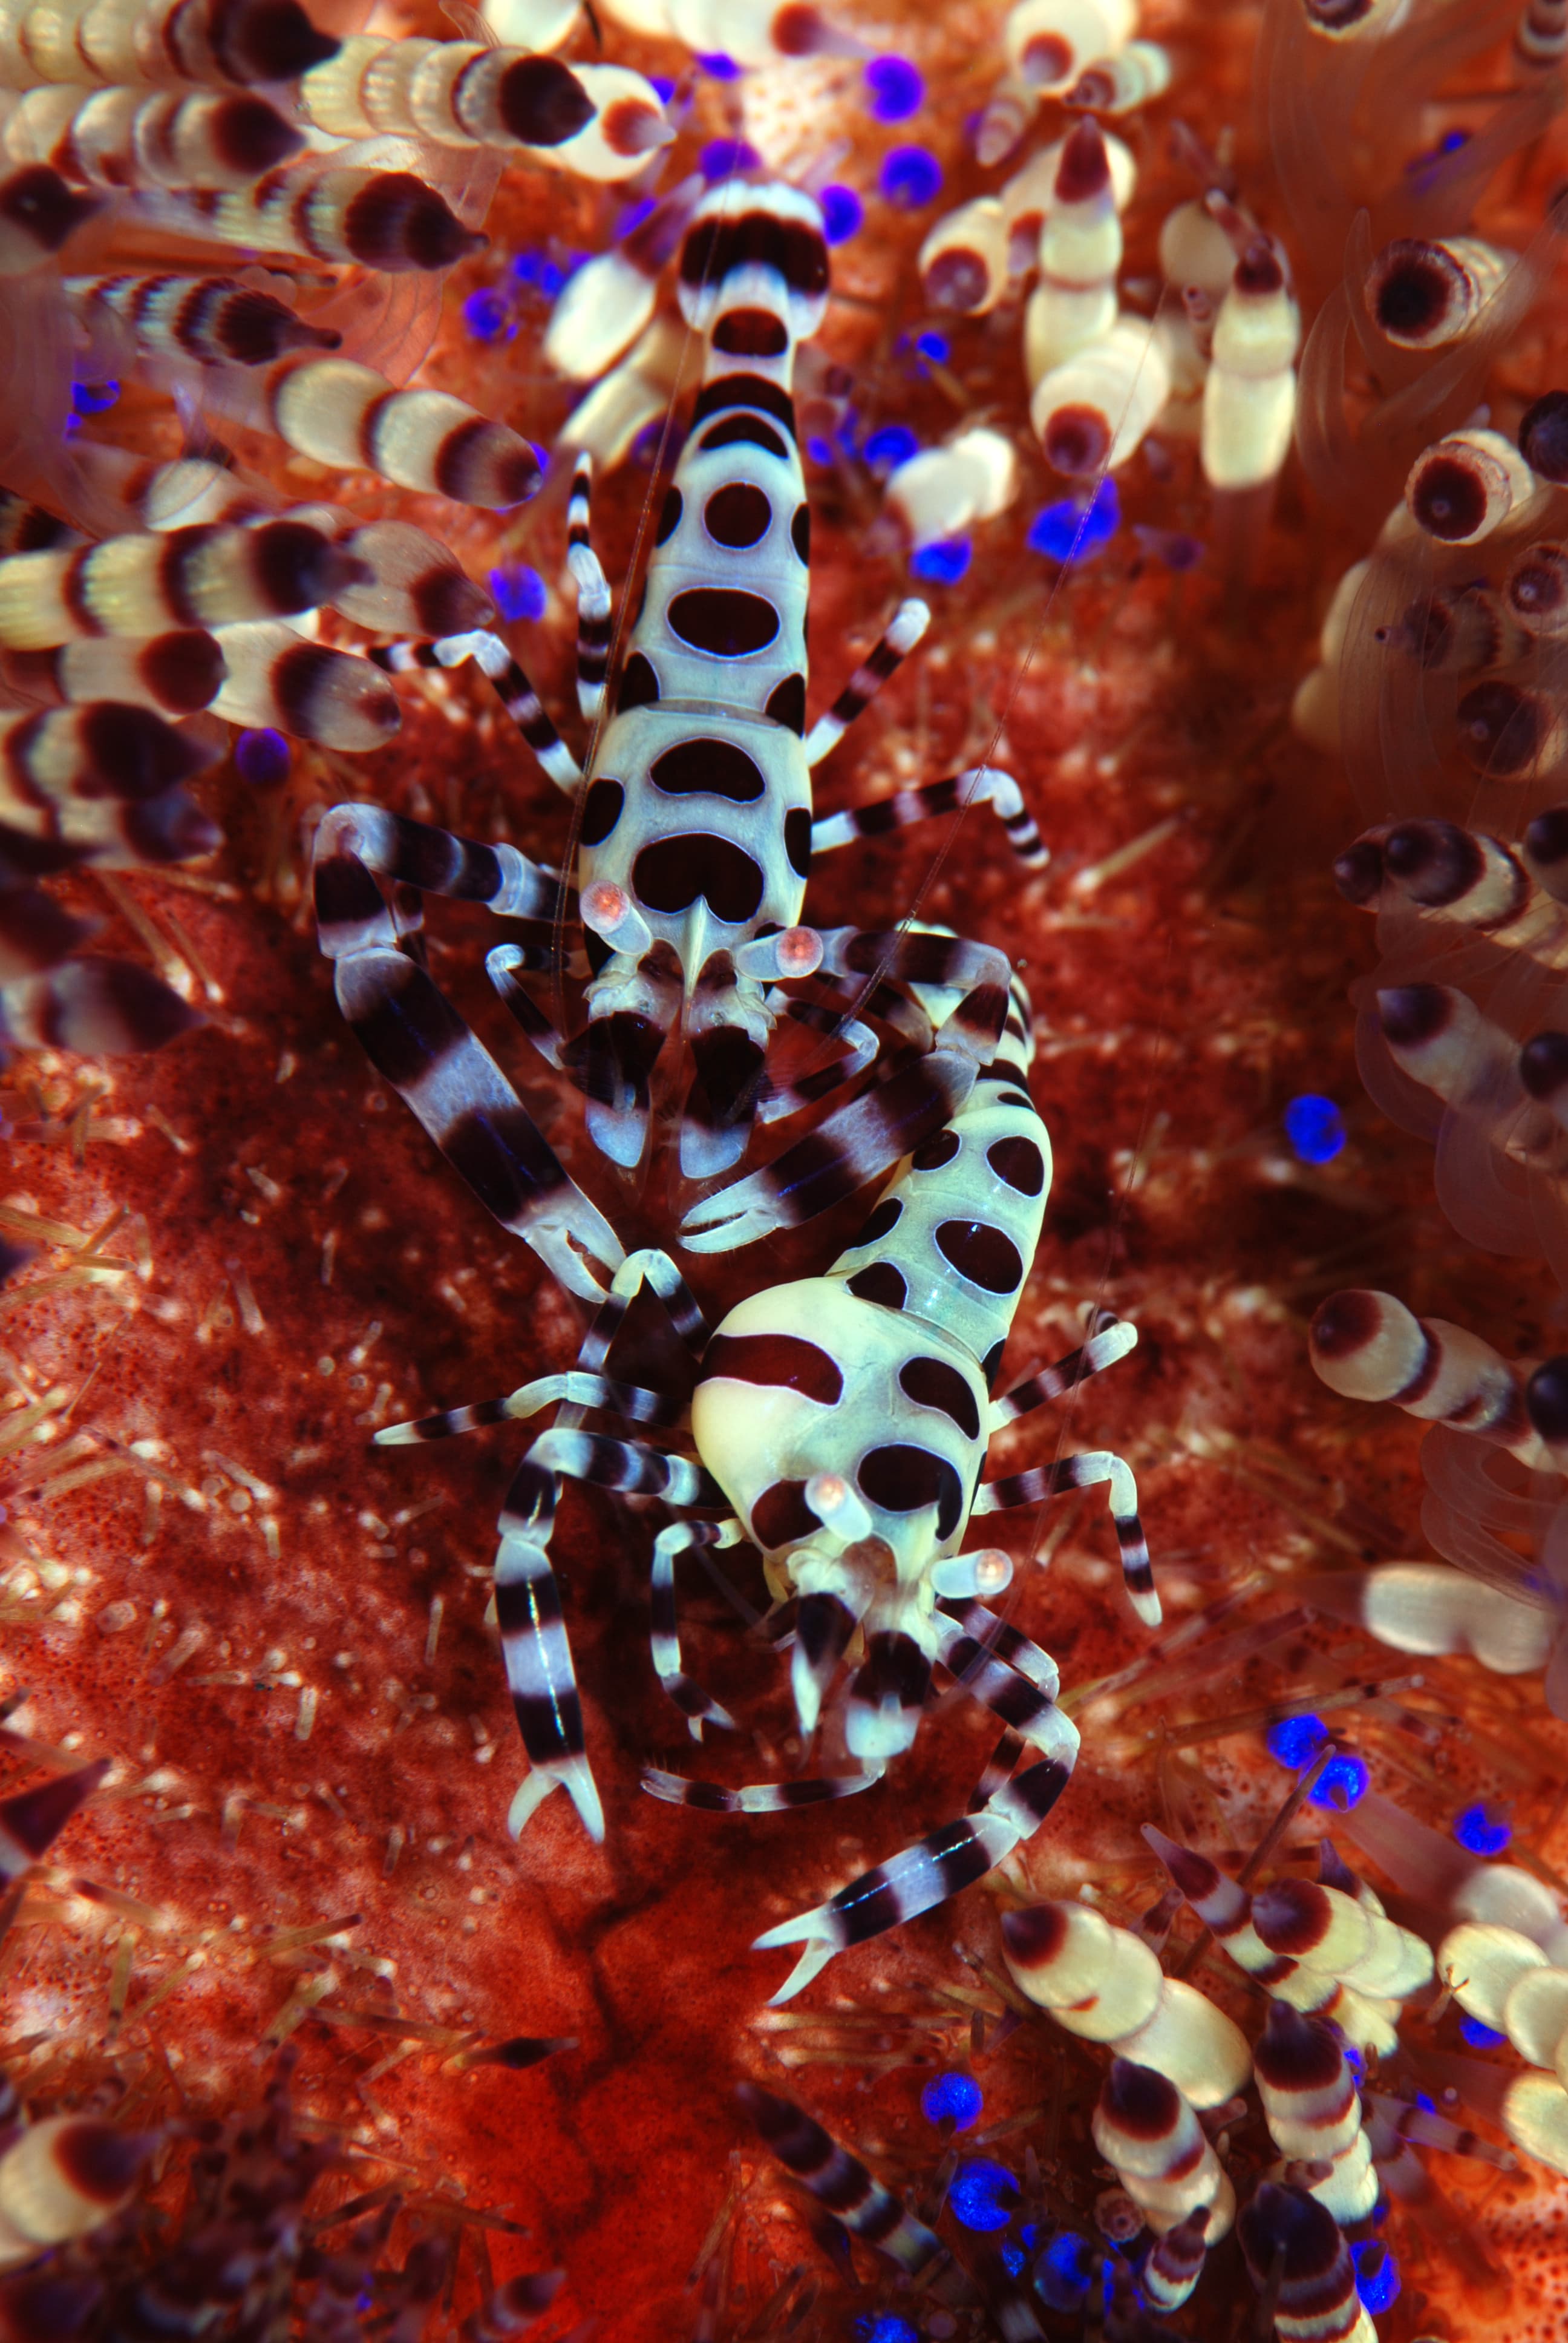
left=313, top=174, right=1157, bottom=2001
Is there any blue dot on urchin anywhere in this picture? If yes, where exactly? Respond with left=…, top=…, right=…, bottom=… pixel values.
left=462, top=289, right=511, bottom=343
left=73, top=379, right=120, bottom=415
left=696, top=49, right=742, bottom=77
left=1454, top=1803, right=1511, bottom=1855
left=920, top=2070, right=982, bottom=2129
left=1028, top=477, right=1120, bottom=563
left=1309, top=1752, right=1369, bottom=1812
left=701, top=136, right=761, bottom=182
left=864, top=423, right=918, bottom=473
left=821, top=185, right=864, bottom=244
left=880, top=143, right=943, bottom=208
left=1034, top=2230, right=1096, bottom=2311
left=1283, top=1092, right=1346, bottom=1164
left=948, top=2158, right=1018, bottom=2231
left=1459, top=2013, right=1508, bottom=2048
left=1266, top=1712, right=1329, bottom=1769
left=865, top=55, right=924, bottom=120
left=234, top=729, right=291, bottom=788
left=910, top=536, right=971, bottom=585
left=488, top=564, right=547, bottom=624
left=1352, top=2241, right=1400, bottom=2313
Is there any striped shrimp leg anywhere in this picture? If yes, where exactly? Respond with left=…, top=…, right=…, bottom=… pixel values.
left=373, top=632, right=580, bottom=796
left=990, top=1311, right=1139, bottom=1422
left=680, top=940, right=1012, bottom=1250
left=751, top=1756, right=1071, bottom=2002
left=809, top=764, right=1047, bottom=870
left=381, top=1249, right=711, bottom=1841
left=973, top=1449, right=1155, bottom=1624
left=930, top=1613, right=1078, bottom=1767
left=2, top=949, right=204, bottom=1055
left=643, top=1759, right=875, bottom=1811
left=492, top=1459, right=603, bottom=1843
left=734, top=2084, right=951, bottom=2281
left=752, top=924, right=1013, bottom=1130
left=565, top=456, right=611, bottom=724
left=313, top=803, right=621, bottom=1303
left=800, top=595, right=929, bottom=765
left=493, top=1433, right=724, bottom=1838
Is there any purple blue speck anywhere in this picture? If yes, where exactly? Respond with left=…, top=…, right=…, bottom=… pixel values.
left=921, top=2071, right=982, bottom=2129
left=1035, top=2230, right=1096, bottom=2312
left=488, top=564, right=547, bottom=624
left=701, top=137, right=761, bottom=182
left=864, top=54, right=924, bottom=121
left=234, top=729, right=291, bottom=788
left=911, top=536, right=971, bottom=585
left=1028, top=477, right=1120, bottom=563
left=948, top=2158, right=1018, bottom=2232
left=821, top=185, right=863, bottom=245
left=1284, top=1093, right=1345, bottom=1164
left=1352, top=2242, right=1400, bottom=2313
left=880, top=144, right=943, bottom=208
left=1454, top=1804, right=1511, bottom=1856
left=1309, top=1752, right=1369, bottom=1812
left=462, top=289, right=511, bottom=344
left=864, top=424, right=919, bottom=472
left=1266, top=1712, right=1328, bottom=1769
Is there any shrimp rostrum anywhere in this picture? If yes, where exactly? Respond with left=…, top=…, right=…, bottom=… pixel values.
left=375, top=957, right=1156, bottom=1989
